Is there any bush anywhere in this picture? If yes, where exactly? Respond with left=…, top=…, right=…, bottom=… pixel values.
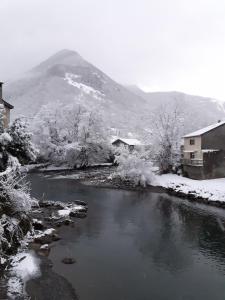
left=114, top=147, right=156, bottom=187
left=7, top=118, right=38, bottom=165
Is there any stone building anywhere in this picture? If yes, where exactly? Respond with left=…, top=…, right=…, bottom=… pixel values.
left=112, top=138, right=142, bottom=152
left=0, top=82, right=14, bottom=128
left=181, top=121, right=225, bottom=179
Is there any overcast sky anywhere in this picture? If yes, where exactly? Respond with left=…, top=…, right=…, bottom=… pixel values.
left=0, top=0, right=225, bottom=99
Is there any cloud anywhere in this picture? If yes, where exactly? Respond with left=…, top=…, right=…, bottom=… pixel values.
left=0, top=0, right=224, bottom=99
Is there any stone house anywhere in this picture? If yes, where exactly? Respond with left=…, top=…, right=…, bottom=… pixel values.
left=0, top=82, right=14, bottom=128
left=181, top=121, right=225, bottom=179
left=112, top=138, right=142, bottom=152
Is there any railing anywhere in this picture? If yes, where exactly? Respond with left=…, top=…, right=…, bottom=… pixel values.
left=181, top=159, right=203, bottom=166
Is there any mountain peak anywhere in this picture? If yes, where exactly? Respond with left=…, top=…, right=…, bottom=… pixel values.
left=32, top=49, right=86, bottom=74
left=50, top=49, right=82, bottom=59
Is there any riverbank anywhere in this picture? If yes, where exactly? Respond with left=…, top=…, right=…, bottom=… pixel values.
left=156, top=174, right=225, bottom=208
left=33, top=165, right=225, bottom=209
left=26, top=256, right=78, bottom=300
left=3, top=168, right=225, bottom=299
left=0, top=197, right=88, bottom=299
left=25, top=173, right=225, bottom=300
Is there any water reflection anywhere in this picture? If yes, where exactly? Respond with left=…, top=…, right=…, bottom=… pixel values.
left=29, top=173, right=225, bottom=300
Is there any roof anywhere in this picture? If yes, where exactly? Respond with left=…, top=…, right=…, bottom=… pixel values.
left=183, top=121, right=225, bottom=138
left=112, top=138, right=142, bottom=146
left=2, top=99, right=14, bottom=109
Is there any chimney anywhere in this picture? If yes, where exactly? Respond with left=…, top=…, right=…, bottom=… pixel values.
left=0, top=82, right=3, bottom=100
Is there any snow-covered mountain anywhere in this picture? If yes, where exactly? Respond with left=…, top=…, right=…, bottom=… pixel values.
left=5, top=50, right=148, bottom=132
left=127, top=85, right=225, bottom=132
left=5, top=49, right=225, bottom=136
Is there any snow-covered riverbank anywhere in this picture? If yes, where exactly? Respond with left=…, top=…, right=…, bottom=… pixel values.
left=0, top=198, right=88, bottom=299
left=35, top=165, right=225, bottom=207
left=156, top=174, right=225, bottom=205
left=45, top=166, right=225, bottom=207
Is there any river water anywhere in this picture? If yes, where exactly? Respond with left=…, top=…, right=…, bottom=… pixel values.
left=29, top=173, right=225, bottom=300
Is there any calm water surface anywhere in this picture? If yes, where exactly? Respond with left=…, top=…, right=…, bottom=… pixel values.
left=29, top=173, right=225, bottom=300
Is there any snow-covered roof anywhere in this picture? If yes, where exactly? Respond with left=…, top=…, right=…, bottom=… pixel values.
left=202, top=149, right=219, bottom=153
left=183, top=121, right=225, bottom=138
left=112, top=138, right=142, bottom=146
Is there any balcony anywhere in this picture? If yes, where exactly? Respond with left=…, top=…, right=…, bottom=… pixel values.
left=181, top=158, right=203, bottom=166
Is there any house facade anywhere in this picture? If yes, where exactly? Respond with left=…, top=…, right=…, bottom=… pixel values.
left=181, top=121, right=225, bottom=179
left=0, top=82, right=13, bottom=128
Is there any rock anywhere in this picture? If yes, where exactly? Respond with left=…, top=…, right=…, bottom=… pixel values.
left=33, top=219, right=45, bottom=230
left=38, top=244, right=51, bottom=257
left=62, top=257, right=76, bottom=264
left=69, top=211, right=87, bottom=218
left=52, top=233, right=61, bottom=241
left=63, top=219, right=73, bottom=225
left=40, top=244, right=49, bottom=250
left=34, top=235, right=53, bottom=244
left=74, top=200, right=87, bottom=207
left=34, top=228, right=56, bottom=244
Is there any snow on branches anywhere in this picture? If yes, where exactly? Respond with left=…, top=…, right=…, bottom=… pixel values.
left=0, top=114, right=37, bottom=260
left=7, top=118, right=38, bottom=164
left=151, top=103, right=184, bottom=173
left=31, top=101, right=111, bottom=167
left=114, top=147, right=156, bottom=187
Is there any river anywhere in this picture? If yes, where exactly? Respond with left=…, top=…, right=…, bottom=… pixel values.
left=27, top=172, right=225, bottom=300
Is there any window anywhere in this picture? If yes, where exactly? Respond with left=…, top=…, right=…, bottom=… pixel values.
left=190, top=152, right=195, bottom=159
left=190, top=139, right=195, bottom=145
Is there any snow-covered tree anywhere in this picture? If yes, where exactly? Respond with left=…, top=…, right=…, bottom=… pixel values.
left=0, top=111, right=37, bottom=261
left=151, top=103, right=184, bottom=173
left=114, top=146, right=156, bottom=187
left=31, top=101, right=111, bottom=167
left=0, top=155, right=35, bottom=259
left=7, top=118, right=38, bottom=164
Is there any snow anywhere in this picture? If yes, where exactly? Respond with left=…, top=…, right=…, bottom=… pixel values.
left=114, top=147, right=156, bottom=187
left=58, top=205, right=85, bottom=217
left=34, top=228, right=55, bottom=239
left=64, top=73, right=105, bottom=100
left=211, top=98, right=225, bottom=113
left=7, top=251, right=40, bottom=299
left=58, top=209, right=71, bottom=217
left=0, top=132, right=12, bottom=145
left=43, top=228, right=55, bottom=235
left=50, top=174, right=81, bottom=180
left=40, top=244, right=49, bottom=250
left=39, top=164, right=73, bottom=171
left=112, top=138, right=142, bottom=146
left=156, top=174, right=225, bottom=202
left=183, top=121, right=225, bottom=137
left=11, top=252, right=40, bottom=282
left=202, top=149, right=219, bottom=153
left=21, top=163, right=50, bottom=172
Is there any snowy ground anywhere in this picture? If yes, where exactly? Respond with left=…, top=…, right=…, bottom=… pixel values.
left=156, top=174, right=225, bottom=203
left=7, top=251, right=40, bottom=299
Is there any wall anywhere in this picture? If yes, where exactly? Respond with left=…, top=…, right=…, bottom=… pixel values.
left=203, top=151, right=225, bottom=179
left=4, top=107, right=10, bottom=128
left=183, top=136, right=202, bottom=159
left=202, top=123, right=225, bottom=150
left=183, top=165, right=204, bottom=180
left=183, top=151, right=225, bottom=179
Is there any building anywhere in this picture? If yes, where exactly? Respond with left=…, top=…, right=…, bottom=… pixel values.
left=181, top=121, right=225, bottom=179
left=112, top=138, right=142, bottom=151
left=0, top=82, right=14, bottom=128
